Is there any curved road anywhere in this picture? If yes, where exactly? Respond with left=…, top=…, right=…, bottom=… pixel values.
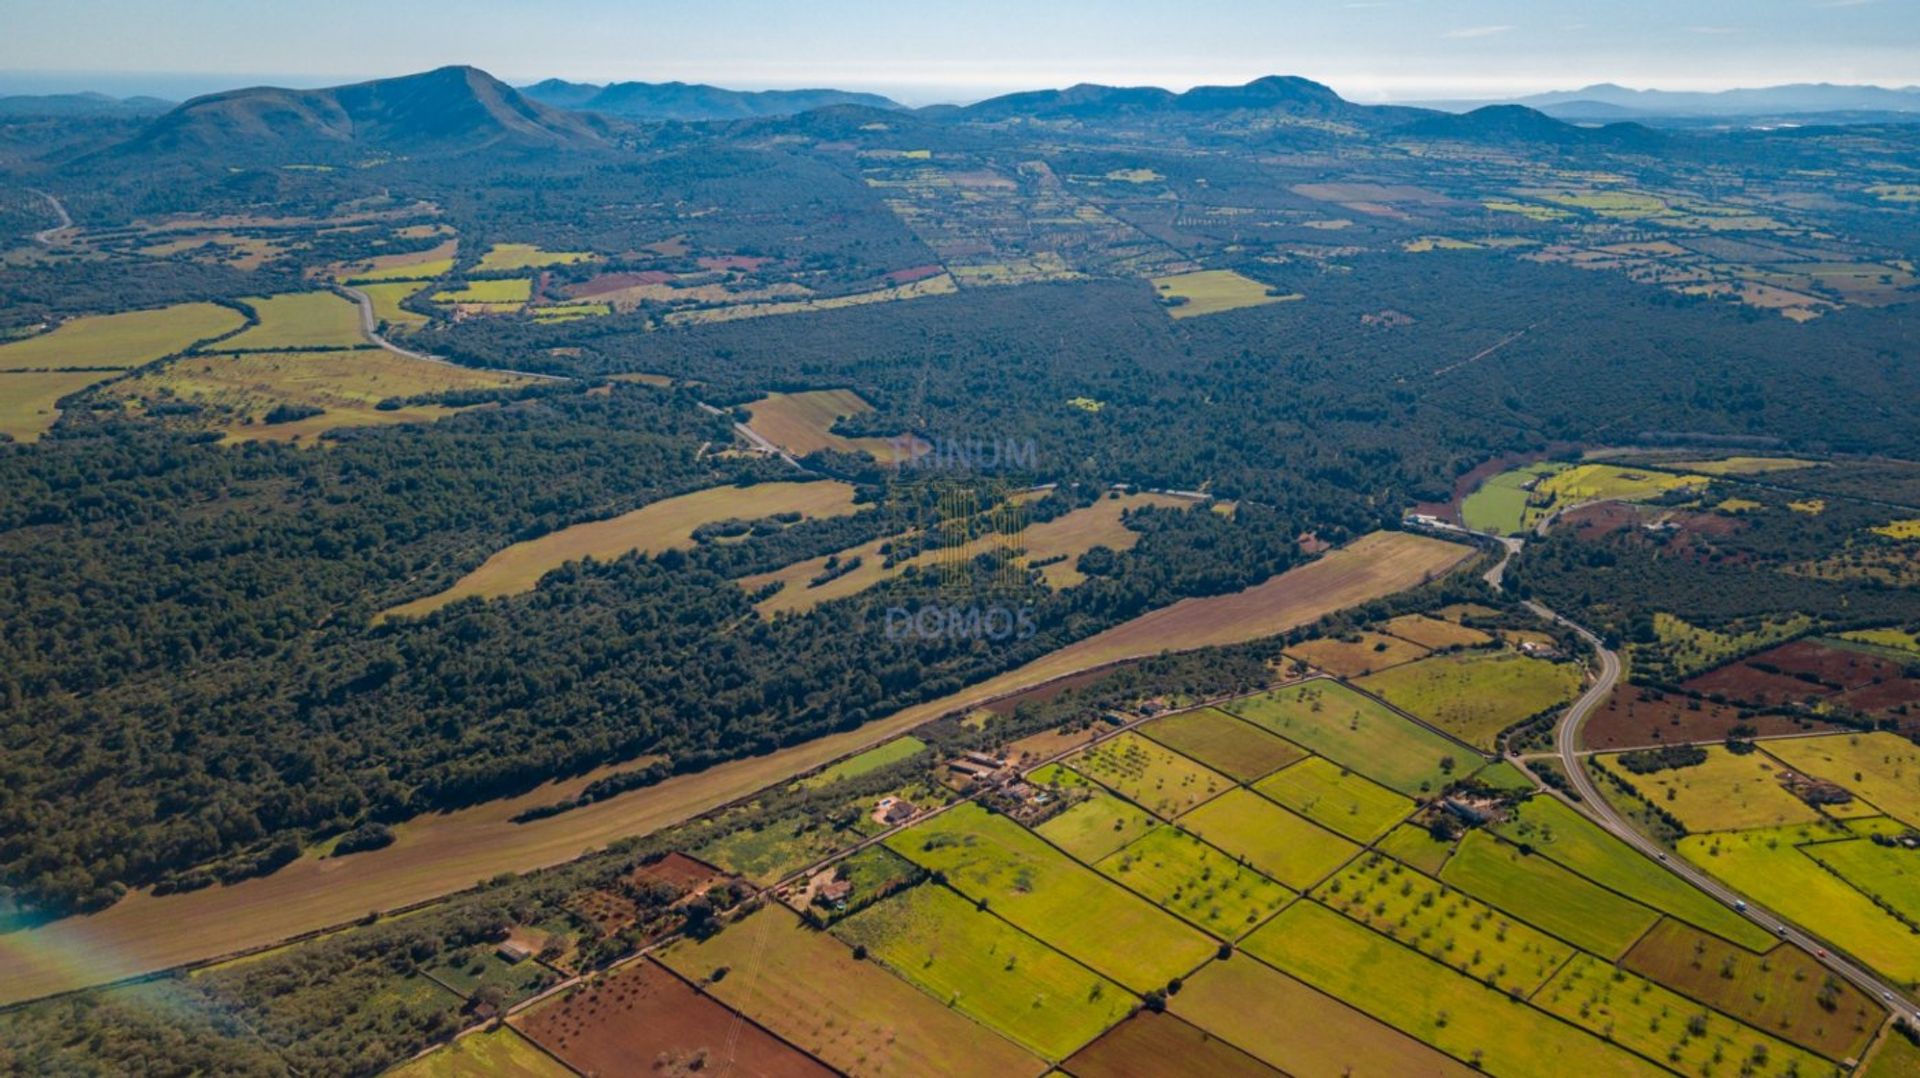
left=334, top=284, right=568, bottom=381
left=29, top=189, right=71, bottom=245
left=1454, top=521, right=1920, bottom=1024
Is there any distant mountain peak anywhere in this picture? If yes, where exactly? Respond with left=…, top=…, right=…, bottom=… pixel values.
left=519, top=79, right=903, bottom=122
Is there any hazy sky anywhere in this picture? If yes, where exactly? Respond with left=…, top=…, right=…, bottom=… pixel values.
left=3, top=0, right=1916, bottom=104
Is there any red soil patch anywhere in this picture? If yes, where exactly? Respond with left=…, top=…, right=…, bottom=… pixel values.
left=631, top=851, right=729, bottom=894
left=1580, top=684, right=1842, bottom=751
left=885, top=263, right=946, bottom=285
left=1685, top=639, right=1911, bottom=711
left=568, top=271, right=673, bottom=298
left=700, top=255, right=772, bottom=272
left=1562, top=502, right=1640, bottom=539
left=566, top=889, right=640, bottom=936
left=515, top=958, right=831, bottom=1077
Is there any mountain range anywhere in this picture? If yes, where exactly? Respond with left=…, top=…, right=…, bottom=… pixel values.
left=519, top=79, right=900, bottom=121
left=1422, top=82, right=1920, bottom=126
left=0, top=92, right=175, bottom=118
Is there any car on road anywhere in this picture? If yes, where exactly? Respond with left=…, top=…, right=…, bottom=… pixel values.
left=1733, top=900, right=1748, bottom=912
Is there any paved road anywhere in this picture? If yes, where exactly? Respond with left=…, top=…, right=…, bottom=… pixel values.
left=29, top=190, right=71, bottom=245
left=1424, top=516, right=1920, bottom=1023
left=334, top=284, right=568, bottom=381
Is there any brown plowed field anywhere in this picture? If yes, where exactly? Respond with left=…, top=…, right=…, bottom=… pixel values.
left=1062, top=1011, right=1283, bottom=1078
left=515, top=958, right=830, bottom=1077
left=1581, top=684, right=1844, bottom=751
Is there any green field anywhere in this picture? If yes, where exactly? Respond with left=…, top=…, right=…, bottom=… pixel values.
left=1866, top=1029, right=1920, bottom=1078
left=0, top=370, right=113, bottom=442
left=218, top=292, right=367, bottom=351
left=1492, top=796, right=1775, bottom=950
left=1243, top=901, right=1663, bottom=1076
left=1253, top=757, right=1412, bottom=843
left=801, top=736, right=928, bottom=788
left=1033, top=789, right=1158, bottom=863
left=1802, top=838, right=1920, bottom=923
left=1063, top=732, right=1232, bottom=820
left=1314, top=852, right=1574, bottom=995
left=0, top=302, right=245, bottom=371
left=1766, top=733, right=1920, bottom=829
left=1623, top=918, right=1884, bottom=1063
left=1460, top=462, right=1562, bottom=535
left=1170, top=955, right=1476, bottom=1077
left=1225, top=681, right=1472, bottom=795
left=433, top=278, right=533, bottom=305
left=658, top=904, right=1046, bottom=1076
left=1138, top=707, right=1305, bottom=781
left=1682, top=822, right=1920, bottom=986
left=1176, top=788, right=1360, bottom=889
left=832, top=883, right=1132, bottom=1060
left=1439, top=831, right=1659, bottom=957
left=1536, top=954, right=1836, bottom=1078
left=388, top=1027, right=572, bottom=1078
left=474, top=243, right=596, bottom=271
left=1356, top=652, right=1581, bottom=750
left=356, top=281, right=431, bottom=330
left=1605, top=746, right=1823, bottom=832
left=1094, top=825, right=1292, bottom=940
left=1150, top=270, right=1296, bottom=319
left=1377, top=822, right=1457, bottom=875
left=885, top=803, right=1215, bottom=991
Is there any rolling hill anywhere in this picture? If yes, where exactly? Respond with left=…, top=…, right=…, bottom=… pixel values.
left=522, top=78, right=901, bottom=121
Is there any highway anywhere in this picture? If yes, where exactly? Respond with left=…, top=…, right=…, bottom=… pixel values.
left=1426, top=515, right=1920, bottom=1026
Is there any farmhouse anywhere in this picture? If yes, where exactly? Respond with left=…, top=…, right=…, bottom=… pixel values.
left=872, top=796, right=918, bottom=826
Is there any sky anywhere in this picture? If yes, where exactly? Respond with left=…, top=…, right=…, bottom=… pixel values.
left=2, top=0, right=1916, bottom=104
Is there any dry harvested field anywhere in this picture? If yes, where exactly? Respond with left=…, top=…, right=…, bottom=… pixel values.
left=1580, top=683, right=1841, bottom=751
left=741, top=388, right=907, bottom=460
left=215, top=292, right=367, bottom=351
left=380, top=480, right=862, bottom=620
left=1150, top=269, right=1296, bottom=319
left=514, top=957, right=830, bottom=1077
left=0, top=302, right=245, bottom=371
left=1283, top=631, right=1429, bottom=677
left=1377, top=613, right=1491, bottom=650
left=0, top=370, right=114, bottom=442
left=0, top=531, right=1465, bottom=1008
left=1017, top=492, right=1195, bottom=587
left=1061, top=1011, right=1283, bottom=1078
left=333, top=238, right=458, bottom=283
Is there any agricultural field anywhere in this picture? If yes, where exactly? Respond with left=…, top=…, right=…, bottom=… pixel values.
left=656, top=909, right=1048, bottom=1076
left=1284, top=630, right=1429, bottom=677
left=1680, top=822, right=1920, bottom=986
left=1225, top=679, right=1473, bottom=795
left=1602, top=746, right=1823, bottom=832
left=380, top=480, right=862, bottom=620
left=390, top=1027, right=573, bottom=1078
left=832, top=883, right=1133, bottom=1061
left=1439, top=831, right=1660, bottom=958
left=1622, top=918, right=1883, bottom=1063
left=1461, top=461, right=1708, bottom=534
left=801, top=736, right=929, bottom=788
left=336, top=238, right=458, bottom=283
left=1357, top=652, right=1582, bottom=749
left=1242, top=901, right=1662, bottom=1076
left=1253, top=756, right=1412, bottom=843
left=1765, top=733, right=1920, bottom=829
left=1015, top=492, right=1196, bottom=588
left=355, top=281, right=432, bottom=330
left=1093, top=825, right=1292, bottom=939
left=1580, top=683, right=1838, bottom=752
left=662, top=273, right=957, bottom=326
left=1460, top=462, right=1563, bottom=534
left=0, top=370, right=114, bottom=442
left=741, top=387, right=905, bottom=459
left=1377, top=822, right=1457, bottom=875
left=1032, top=784, right=1158, bottom=862
left=1664, top=456, right=1819, bottom=476
left=1062, top=732, right=1232, bottom=820
left=1168, top=954, right=1476, bottom=1077
left=216, top=291, right=366, bottom=350
left=883, top=803, right=1215, bottom=991
left=1136, top=707, right=1305, bottom=781
left=433, top=278, right=533, bottom=305
left=1175, top=788, right=1359, bottom=889
left=0, top=302, right=244, bottom=370
left=1801, top=839, right=1920, bottom=923
left=1492, top=796, right=1775, bottom=950
left=104, top=348, right=530, bottom=443
left=529, top=302, right=610, bottom=323
left=1865, top=1030, right=1920, bottom=1078
left=1150, top=270, right=1295, bottom=319
left=473, top=243, right=595, bottom=271
left=1535, top=954, right=1837, bottom=1078
left=1379, top=613, right=1492, bottom=651
left=1314, top=852, right=1574, bottom=995
left=1061, top=1011, right=1284, bottom=1078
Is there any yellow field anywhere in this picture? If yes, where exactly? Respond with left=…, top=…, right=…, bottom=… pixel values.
left=1766, top=733, right=1920, bottom=829
left=217, top=293, right=367, bottom=351
left=433, top=279, right=532, bottom=305
left=389, top=1027, right=571, bottom=1078
left=1604, top=745, right=1822, bottom=831
left=1284, top=631, right=1428, bottom=677
left=741, top=388, right=906, bottom=459
left=1535, top=462, right=1706, bottom=511
left=1665, top=456, right=1817, bottom=476
left=0, top=303, right=245, bottom=371
left=105, top=349, right=531, bottom=443
left=664, top=274, right=957, bottom=326
left=739, top=492, right=1199, bottom=615
left=1150, top=270, right=1297, bottom=319
left=336, top=238, right=458, bottom=283
left=356, top=282, right=431, bottom=330
left=1872, top=519, right=1920, bottom=540
left=381, top=481, right=862, bottom=621
left=1841, top=628, right=1920, bottom=656
left=0, top=370, right=116, bottom=442
left=473, top=243, right=595, bottom=272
